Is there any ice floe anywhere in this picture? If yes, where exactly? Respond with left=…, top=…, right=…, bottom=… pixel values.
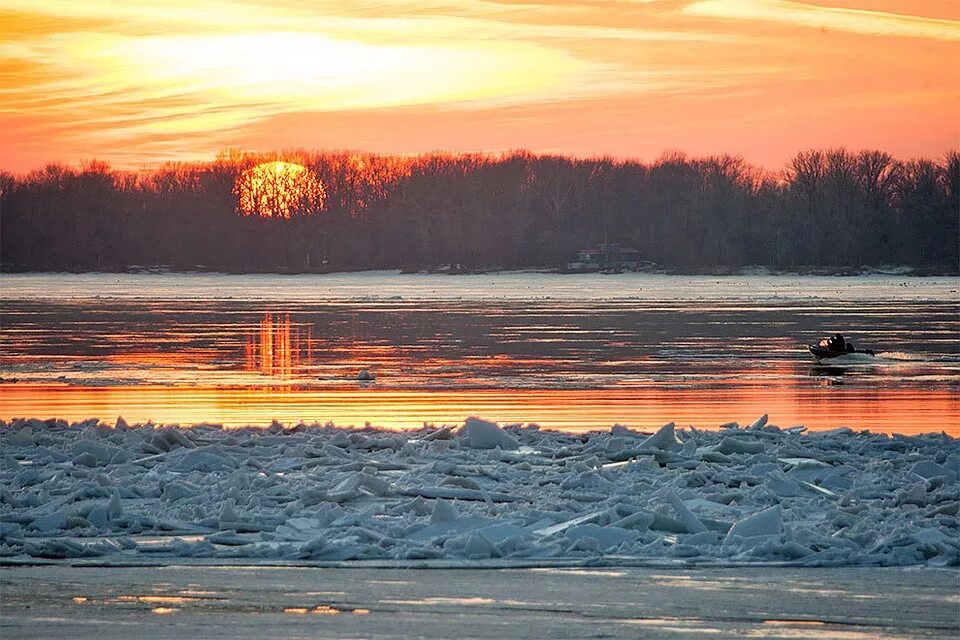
left=0, top=415, right=957, bottom=567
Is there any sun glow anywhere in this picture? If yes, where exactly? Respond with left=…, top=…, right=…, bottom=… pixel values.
left=1, top=1, right=957, bottom=170
left=235, top=161, right=325, bottom=219
left=117, top=32, right=573, bottom=109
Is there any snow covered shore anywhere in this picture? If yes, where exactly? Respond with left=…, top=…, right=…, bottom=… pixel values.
left=1, top=416, right=957, bottom=567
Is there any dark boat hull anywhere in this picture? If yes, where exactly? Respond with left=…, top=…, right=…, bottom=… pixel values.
left=808, top=345, right=875, bottom=359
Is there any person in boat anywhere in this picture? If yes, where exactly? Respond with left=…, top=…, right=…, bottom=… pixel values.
left=827, top=333, right=846, bottom=352
left=813, top=334, right=872, bottom=358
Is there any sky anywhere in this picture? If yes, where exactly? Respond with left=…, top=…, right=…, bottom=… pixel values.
left=1, top=0, right=958, bottom=173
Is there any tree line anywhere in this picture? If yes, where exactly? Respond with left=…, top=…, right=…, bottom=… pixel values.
left=1, top=148, right=957, bottom=273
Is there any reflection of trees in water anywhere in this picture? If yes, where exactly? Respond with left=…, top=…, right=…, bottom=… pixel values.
left=244, top=313, right=313, bottom=378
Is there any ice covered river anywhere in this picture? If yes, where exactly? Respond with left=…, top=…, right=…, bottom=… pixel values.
left=1, top=271, right=957, bottom=433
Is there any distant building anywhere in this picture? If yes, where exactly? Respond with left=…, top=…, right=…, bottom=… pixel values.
left=568, top=243, right=642, bottom=272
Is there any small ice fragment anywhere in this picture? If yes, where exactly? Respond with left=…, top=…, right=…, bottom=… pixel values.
left=457, top=417, right=519, bottom=450
left=107, top=491, right=123, bottom=518
left=442, top=476, right=482, bottom=491
left=748, top=414, right=768, bottom=430
left=682, top=531, right=722, bottom=546
left=73, top=452, right=99, bottom=468
left=463, top=533, right=497, bottom=559
left=895, top=482, right=927, bottom=506
left=299, top=536, right=326, bottom=557
left=356, top=472, right=392, bottom=496
left=610, top=510, right=655, bottom=531
left=912, top=528, right=946, bottom=546
left=159, top=426, right=196, bottom=449
left=663, top=491, right=708, bottom=533
left=600, top=459, right=635, bottom=470
left=817, top=427, right=854, bottom=437
left=799, top=481, right=837, bottom=498
left=408, top=517, right=495, bottom=542
left=639, top=422, right=681, bottom=452
left=611, top=424, right=639, bottom=438
left=1, top=488, right=22, bottom=508
left=565, top=524, right=639, bottom=550
left=766, top=476, right=802, bottom=498
left=724, top=505, right=782, bottom=542
left=570, top=536, right=600, bottom=552
left=87, top=504, right=110, bottom=529
left=779, top=457, right=830, bottom=469
left=532, top=511, right=605, bottom=537
left=717, top=437, right=764, bottom=455
left=927, top=553, right=958, bottom=568
left=30, top=510, right=67, bottom=532
left=910, top=460, right=956, bottom=481
left=944, top=455, right=960, bottom=476
left=477, top=522, right=528, bottom=545
left=925, top=502, right=959, bottom=517
left=697, top=449, right=733, bottom=464
left=161, top=481, right=196, bottom=502
left=206, top=530, right=249, bottom=546
left=171, top=446, right=234, bottom=472
left=357, top=369, right=375, bottom=381
left=431, top=499, right=458, bottom=523
left=419, top=425, right=456, bottom=442
left=649, top=512, right=689, bottom=534
left=219, top=501, right=239, bottom=529
left=5, top=427, right=34, bottom=447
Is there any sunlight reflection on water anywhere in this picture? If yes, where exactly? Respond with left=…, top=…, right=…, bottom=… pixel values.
left=1, top=273, right=957, bottom=434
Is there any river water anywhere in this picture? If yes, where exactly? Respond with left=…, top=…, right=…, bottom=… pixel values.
left=1, top=272, right=957, bottom=433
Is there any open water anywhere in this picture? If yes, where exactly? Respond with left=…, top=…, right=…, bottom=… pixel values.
left=1, top=271, right=957, bottom=433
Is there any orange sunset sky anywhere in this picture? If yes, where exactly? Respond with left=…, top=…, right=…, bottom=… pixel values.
left=1, top=0, right=958, bottom=173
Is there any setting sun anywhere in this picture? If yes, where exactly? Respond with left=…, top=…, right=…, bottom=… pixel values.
left=235, top=160, right=325, bottom=219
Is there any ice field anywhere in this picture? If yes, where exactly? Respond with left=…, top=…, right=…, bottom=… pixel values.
left=1, top=416, right=956, bottom=567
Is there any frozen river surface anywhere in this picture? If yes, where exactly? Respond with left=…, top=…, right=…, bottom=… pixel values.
left=1, top=564, right=957, bottom=639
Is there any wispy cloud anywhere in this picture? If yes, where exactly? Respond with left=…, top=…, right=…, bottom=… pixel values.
left=0, top=0, right=956, bottom=171
left=684, top=0, right=960, bottom=41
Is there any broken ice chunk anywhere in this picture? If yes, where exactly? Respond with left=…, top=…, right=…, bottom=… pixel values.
left=532, top=511, right=605, bottom=537
left=910, top=460, right=956, bottom=482
left=86, top=504, right=111, bottom=529
left=663, top=491, right=708, bottom=534
left=724, top=505, right=783, bottom=542
left=717, top=436, right=764, bottom=455
left=431, top=499, right=458, bottom=523
left=565, top=524, right=640, bottom=550
left=457, top=417, right=519, bottom=450
left=171, top=446, right=235, bottom=472
left=766, top=476, right=802, bottom=498
left=30, top=510, right=67, bottom=532
left=476, top=522, right=528, bottom=545
left=639, top=422, right=681, bottom=452
left=206, top=530, right=250, bottom=546
left=610, top=510, right=655, bottom=531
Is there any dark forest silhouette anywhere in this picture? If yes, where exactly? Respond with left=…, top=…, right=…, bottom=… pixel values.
left=1, top=148, right=957, bottom=273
